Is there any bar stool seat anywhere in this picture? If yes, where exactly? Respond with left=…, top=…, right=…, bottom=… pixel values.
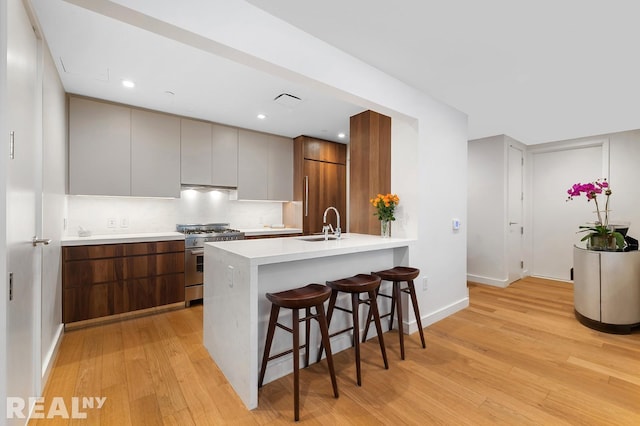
left=364, top=266, right=426, bottom=360
left=259, top=284, right=338, bottom=421
left=318, top=274, right=388, bottom=386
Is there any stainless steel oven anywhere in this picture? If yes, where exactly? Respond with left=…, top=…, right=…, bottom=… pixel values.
left=177, top=223, right=245, bottom=306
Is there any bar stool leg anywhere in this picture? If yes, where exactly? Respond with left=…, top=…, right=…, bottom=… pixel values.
left=394, top=281, right=406, bottom=360
left=304, top=307, right=311, bottom=368
left=351, top=292, right=362, bottom=386
left=407, top=279, right=426, bottom=348
left=368, top=290, right=389, bottom=369
left=292, top=308, right=300, bottom=421
left=317, top=290, right=338, bottom=361
left=389, top=284, right=397, bottom=331
left=259, top=304, right=280, bottom=388
left=316, top=303, right=339, bottom=398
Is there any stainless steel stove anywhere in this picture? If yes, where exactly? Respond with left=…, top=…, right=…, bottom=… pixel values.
left=177, top=223, right=245, bottom=305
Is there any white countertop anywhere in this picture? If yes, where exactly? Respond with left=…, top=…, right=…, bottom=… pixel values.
left=241, top=227, right=302, bottom=237
left=206, top=233, right=413, bottom=265
left=61, top=232, right=185, bottom=246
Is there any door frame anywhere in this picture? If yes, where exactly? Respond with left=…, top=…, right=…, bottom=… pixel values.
left=507, top=144, right=524, bottom=284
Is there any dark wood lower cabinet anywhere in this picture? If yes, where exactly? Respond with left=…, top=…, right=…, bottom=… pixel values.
left=63, top=240, right=185, bottom=323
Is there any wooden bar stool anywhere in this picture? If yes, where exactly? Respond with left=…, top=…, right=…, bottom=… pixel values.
left=318, top=274, right=389, bottom=386
left=363, top=266, right=426, bottom=360
left=258, top=284, right=338, bottom=422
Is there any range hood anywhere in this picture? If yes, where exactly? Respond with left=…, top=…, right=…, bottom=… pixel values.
left=180, top=184, right=237, bottom=191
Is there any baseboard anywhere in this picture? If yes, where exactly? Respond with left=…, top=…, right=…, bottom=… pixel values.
left=404, top=296, right=469, bottom=334
left=41, top=323, right=64, bottom=387
left=466, top=273, right=509, bottom=288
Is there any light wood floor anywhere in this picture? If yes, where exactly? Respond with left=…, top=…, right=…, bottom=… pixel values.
left=31, top=277, right=640, bottom=425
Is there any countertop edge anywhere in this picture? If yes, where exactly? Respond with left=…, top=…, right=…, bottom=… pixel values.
left=206, top=234, right=414, bottom=266
left=242, top=228, right=303, bottom=237
left=61, top=232, right=185, bottom=246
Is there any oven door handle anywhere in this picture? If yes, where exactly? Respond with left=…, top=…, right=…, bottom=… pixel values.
left=189, top=249, right=205, bottom=256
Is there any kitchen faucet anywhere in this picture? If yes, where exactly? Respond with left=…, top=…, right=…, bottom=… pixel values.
left=322, top=206, right=341, bottom=240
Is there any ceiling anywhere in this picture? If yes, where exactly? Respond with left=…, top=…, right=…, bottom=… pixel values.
left=32, top=0, right=640, bottom=145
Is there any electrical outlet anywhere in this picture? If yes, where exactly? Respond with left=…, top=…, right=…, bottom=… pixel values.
left=120, top=217, right=129, bottom=228
left=423, top=277, right=428, bottom=291
left=107, top=218, right=117, bottom=228
left=227, top=265, right=234, bottom=288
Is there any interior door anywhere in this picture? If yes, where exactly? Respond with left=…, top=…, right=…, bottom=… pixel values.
left=507, top=146, right=524, bottom=284
left=304, top=160, right=346, bottom=234
left=7, top=0, right=42, bottom=420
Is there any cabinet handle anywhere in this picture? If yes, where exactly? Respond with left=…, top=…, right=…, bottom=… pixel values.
left=304, top=176, right=309, bottom=217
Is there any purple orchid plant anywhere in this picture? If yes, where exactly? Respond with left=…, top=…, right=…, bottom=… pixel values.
left=566, top=178, right=624, bottom=249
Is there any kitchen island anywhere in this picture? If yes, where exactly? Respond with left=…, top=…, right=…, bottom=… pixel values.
left=203, top=233, right=413, bottom=409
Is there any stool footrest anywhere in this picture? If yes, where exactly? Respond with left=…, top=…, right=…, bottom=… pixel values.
left=328, top=326, right=354, bottom=339
left=266, top=344, right=308, bottom=363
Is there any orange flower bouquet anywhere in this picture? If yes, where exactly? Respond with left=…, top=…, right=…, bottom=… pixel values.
left=370, top=193, right=399, bottom=221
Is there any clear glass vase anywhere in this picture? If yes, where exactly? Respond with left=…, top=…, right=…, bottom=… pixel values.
left=587, top=234, right=617, bottom=251
left=380, top=220, right=391, bottom=238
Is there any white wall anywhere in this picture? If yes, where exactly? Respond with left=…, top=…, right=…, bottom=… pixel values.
left=40, top=43, right=66, bottom=384
left=468, top=136, right=507, bottom=284
left=65, top=191, right=286, bottom=236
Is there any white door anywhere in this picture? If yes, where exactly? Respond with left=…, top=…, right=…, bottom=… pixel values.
left=7, top=0, right=42, bottom=421
left=507, top=146, right=524, bottom=284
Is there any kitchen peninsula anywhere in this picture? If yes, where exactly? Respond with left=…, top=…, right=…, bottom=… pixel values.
left=203, top=233, right=413, bottom=409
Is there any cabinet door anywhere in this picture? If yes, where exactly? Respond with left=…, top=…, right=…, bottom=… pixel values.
left=212, top=123, right=238, bottom=187
left=268, top=135, right=293, bottom=201
left=131, top=109, right=181, bottom=197
left=304, top=160, right=347, bottom=234
left=238, top=129, right=269, bottom=200
left=181, top=118, right=213, bottom=185
left=69, top=97, right=131, bottom=195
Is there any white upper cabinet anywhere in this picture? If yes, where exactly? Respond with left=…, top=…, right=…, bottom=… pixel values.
left=237, top=129, right=293, bottom=201
left=131, top=109, right=181, bottom=198
left=211, top=123, right=238, bottom=188
left=181, top=118, right=213, bottom=185
left=69, top=97, right=131, bottom=196
left=69, top=96, right=181, bottom=198
left=238, top=129, right=269, bottom=200
left=268, top=135, right=293, bottom=201
left=181, top=120, right=238, bottom=187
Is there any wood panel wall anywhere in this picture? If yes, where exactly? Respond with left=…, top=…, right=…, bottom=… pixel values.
left=349, top=110, right=391, bottom=235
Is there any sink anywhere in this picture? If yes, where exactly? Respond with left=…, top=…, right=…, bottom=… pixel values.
left=297, top=235, right=339, bottom=242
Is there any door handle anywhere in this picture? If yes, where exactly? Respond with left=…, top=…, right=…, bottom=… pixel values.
left=509, top=222, right=518, bottom=225
left=32, top=237, right=52, bottom=246
left=304, top=176, right=309, bottom=217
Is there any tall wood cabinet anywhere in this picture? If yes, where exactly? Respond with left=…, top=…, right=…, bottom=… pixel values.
left=294, top=136, right=347, bottom=235
left=349, top=110, right=391, bottom=235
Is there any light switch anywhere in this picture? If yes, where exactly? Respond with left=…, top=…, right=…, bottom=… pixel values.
left=452, top=218, right=461, bottom=230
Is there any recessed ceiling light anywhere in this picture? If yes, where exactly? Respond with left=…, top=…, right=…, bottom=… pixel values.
left=257, top=114, right=267, bottom=120
left=338, top=133, right=346, bottom=139
left=122, top=80, right=135, bottom=88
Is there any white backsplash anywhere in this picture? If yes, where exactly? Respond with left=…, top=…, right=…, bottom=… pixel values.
left=65, top=189, right=284, bottom=236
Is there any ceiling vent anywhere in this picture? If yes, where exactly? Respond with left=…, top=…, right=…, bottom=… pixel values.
left=273, top=93, right=303, bottom=109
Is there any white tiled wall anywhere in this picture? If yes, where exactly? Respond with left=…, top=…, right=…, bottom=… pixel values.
left=65, top=189, right=284, bottom=236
